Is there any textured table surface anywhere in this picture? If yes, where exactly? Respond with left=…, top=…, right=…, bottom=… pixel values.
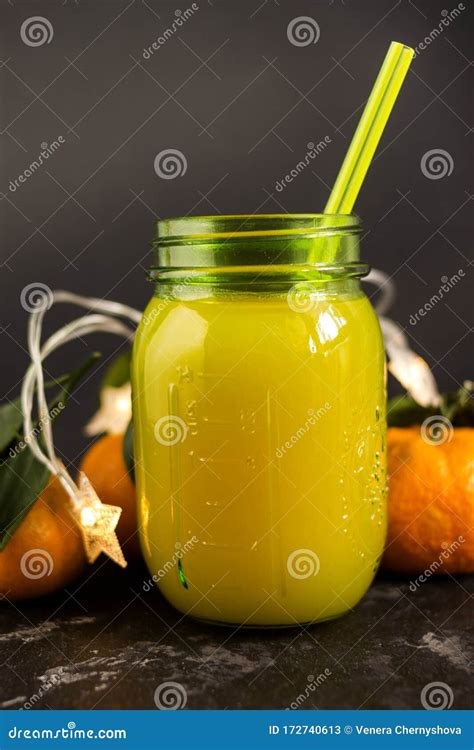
left=0, top=563, right=471, bottom=711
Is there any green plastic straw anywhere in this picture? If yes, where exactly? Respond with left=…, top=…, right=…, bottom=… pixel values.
left=325, top=41, right=414, bottom=215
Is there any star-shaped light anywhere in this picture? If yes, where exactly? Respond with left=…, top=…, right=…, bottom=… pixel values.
left=68, top=472, right=127, bottom=568
left=84, top=383, right=132, bottom=436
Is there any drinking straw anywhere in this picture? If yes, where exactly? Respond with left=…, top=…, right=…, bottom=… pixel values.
left=324, top=41, right=414, bottom=215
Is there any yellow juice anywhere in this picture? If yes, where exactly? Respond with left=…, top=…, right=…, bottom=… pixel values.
left=132, top=286, right=387, bottom=626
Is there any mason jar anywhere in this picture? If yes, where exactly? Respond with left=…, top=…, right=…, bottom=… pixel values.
left=132, top=214, right=387, bottom=627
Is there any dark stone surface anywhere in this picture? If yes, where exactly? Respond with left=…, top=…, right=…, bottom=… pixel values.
left=0, top=563, right=471, bottom=711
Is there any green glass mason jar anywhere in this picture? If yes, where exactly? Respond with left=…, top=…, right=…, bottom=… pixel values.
left=132, top=215, right=387, bottom=627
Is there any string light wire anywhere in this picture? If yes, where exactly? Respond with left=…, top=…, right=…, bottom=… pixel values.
left=18, top=277, right=439, bottom=566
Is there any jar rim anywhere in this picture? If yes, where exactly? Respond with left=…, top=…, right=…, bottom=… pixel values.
left=155, top=213, right=361, bottom=242
left=151, top=213, right=363, bottom=270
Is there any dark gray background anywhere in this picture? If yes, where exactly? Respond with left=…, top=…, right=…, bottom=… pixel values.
left=1, top=0, right=472, bottom=465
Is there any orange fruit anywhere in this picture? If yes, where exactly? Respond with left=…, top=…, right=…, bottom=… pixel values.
left=0, top=475, right=86, bottom=601
left=79, top=433, right=140, bottom=559
left=383, top=426, right=474, bottom=574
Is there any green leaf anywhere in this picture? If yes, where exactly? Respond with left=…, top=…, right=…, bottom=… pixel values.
left=101, top=349, right=131, bottom=390
left=388, top=381, right=474, bottom=428
left=123, top=419, right=135, bottom=483
left=387, top=395, right=435, bottom=427
left=0, top=353, right=101, bottom=550
left=55, top=352, right=101, bottom=406
left=0, top=401, right=24, bottom=454
left=440, top=381, right=474, bottom=425
left=0, top=446, right=50, bottom=550
left=0, top=354, right=101, bottom=460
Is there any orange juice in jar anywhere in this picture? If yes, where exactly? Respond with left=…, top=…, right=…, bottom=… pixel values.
left=132, top=215, right=387, bottom=626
